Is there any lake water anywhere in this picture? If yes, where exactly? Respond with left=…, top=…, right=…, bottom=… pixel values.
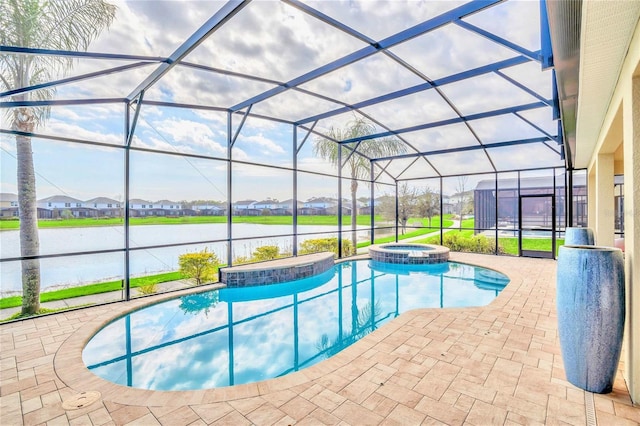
left=0, top=224, right=372, bottom=294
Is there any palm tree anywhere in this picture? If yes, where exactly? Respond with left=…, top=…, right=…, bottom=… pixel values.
left=313, top=116, right=407, bottom=252
left=1, top=0, right=116, bottom=315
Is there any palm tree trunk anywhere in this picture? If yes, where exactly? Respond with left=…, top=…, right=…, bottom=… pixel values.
left=16, top=134, right=41, bottom=314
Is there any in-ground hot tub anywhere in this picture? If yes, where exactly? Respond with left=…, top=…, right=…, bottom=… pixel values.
left=369, top=242, right=449, bottom=264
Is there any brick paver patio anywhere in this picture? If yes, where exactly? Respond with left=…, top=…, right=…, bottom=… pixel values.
left=1, top=253, right=638, bottom=425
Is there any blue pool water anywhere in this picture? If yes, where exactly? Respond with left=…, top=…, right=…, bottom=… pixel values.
left=83, top=260, right=509, bottom=391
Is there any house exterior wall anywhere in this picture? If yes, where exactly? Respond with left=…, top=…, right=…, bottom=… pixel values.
left=585, top=17, right=640, bottom=403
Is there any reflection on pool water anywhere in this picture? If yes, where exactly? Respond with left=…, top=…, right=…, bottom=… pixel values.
left=83, top=260, right=509, bottom=391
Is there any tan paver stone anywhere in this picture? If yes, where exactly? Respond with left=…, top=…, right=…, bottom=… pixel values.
left=413, top=376, right=450, bottom=401
left=88, top=406, right=113, bottom=426
left=597, top=410, right=640, bottom=426
left=484, top=369, right=519, bottom=395
left=186, top=419, right=207, bottom=426
left=332, top=400, right=384, bottom=425
left=227, top=396, right=267, bottom=415
left=210, top=409, right=251, bottom=426
left=505, top=411, right=546, bottom=426
left=309, top=388, right=346, bottom=412
left=360, top=391, right=397, bottom=417
left=243, top=402, right=287, bottom=425
left=19, top=380, right=57, bottom=401
left=338, top=375, right=381, bottom=404
left=466, top=399, right=509, bottom=425
left=375, top=381, right=422, bottom=408
left=546, top=394, right=586, bottom=426
left=123, top=412, right=161, bottom=426
left=260, top=388, right=297, bottom=408
left=0, top=376, right=37, bottom=396
left=47, top=413, right=71, bottom=425
left=156, top=405, right=199, bottom=426
left=297, top=407, right=340, bottom=425
left=415, top=396, right=467, bottom=425
left=190, top=402, right=235, bottom=424
left=279, top=395, right=316, bottom=420
left=614, top=401, right=640, bottom=423
left=68, top=413, right=92, bottom=425
left=422, top=415, right=448, bottom=425
left=388, top=358, right=428, bottom=379
left=40, top=389, right=62, bottom=407
left=383, top=402, right=427, bottom=425
left=493, top=391, right=546, bottom=422
left=453, top=393, right=475, bottom=412
left=22, top=403, right=66, bottom=425
left=109, top=405, right=151, bottom=425
left=22, top=395, right=43, bottom=414
left=449, top=377, right=496, bottom=404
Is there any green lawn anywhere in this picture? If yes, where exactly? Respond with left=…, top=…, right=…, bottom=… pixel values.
left=0, top=271, right=186, bottom=309
left=0, top=215, right=388, bottom=230
left=500, top=237, right=565, bottom=256
left=0, top=214, right=460, bottom=230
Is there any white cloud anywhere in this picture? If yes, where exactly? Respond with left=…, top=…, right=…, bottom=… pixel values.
left=238, top=133, right=285, bottom=156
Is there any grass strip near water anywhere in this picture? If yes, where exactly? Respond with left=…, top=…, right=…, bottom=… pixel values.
left=0, top=271, right=184, bottom=309
left=0, top=214, right=458, bottom=230
left=0, top=215, right=393, bottom=229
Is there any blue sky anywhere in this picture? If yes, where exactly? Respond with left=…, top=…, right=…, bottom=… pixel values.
left=1, top=0, right=563, bottom=203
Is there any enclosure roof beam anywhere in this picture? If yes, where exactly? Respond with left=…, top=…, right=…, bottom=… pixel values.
left=373, top=136, right=553, bottom=162
left=0, top=98, right=126, bottom=108
left=229, top=0, right=501, bottom=112
left=1, top=62, right=152, bottom=98
left=0, top=45, right=166, bottom=62
left=126, top=0, right=249, bottom=101
left=338, top=101, right=550, bottom=144
left=296, top=55, right=530, bottom=125
left=453, top=19, right=541, bottom=62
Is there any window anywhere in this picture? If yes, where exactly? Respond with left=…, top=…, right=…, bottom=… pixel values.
left=107, top=203, right=112, bottom=208
left=76, top=203, right=81, bottom=207
left=64, top=203, right=71, bottom=207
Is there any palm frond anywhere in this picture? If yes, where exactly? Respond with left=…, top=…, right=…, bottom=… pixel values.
left=1, top=0, right=116, bottom=128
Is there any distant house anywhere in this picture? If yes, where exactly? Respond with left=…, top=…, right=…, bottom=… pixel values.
left=193, top=203, right=226, bottom=216
left=233, top=200, right=258, bottom=216
left=300, top=197, right=337, bottom=215
left=273, top=199, right=303, bottom=215
left=441, top=195, right=455, bottom=215
left=86, top=197, right=122, bottom=217
left=129, top=198, right=164, bottom=217
left=0, top=193, right=19, bottom=217
left=358, top=197, right=381, bottom=215
left=38, top=195, right=95, bottom=218
left=156, top=200, right=182, bottom=211
left=253, top=199, right=278, bottom=211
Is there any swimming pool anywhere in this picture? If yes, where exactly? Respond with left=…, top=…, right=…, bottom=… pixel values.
left=83, top=260, right=509, bottom=391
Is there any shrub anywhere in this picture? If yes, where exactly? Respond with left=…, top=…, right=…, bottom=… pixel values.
left=252, top=245, right=280, bottom=261
left=137, top=283, right=158, bottom=295
left=299, top=237, right=353, bottom=258
left=233, top=255, right=251, bottom=265
left=442, top=233, right=504, bottom=254
left=179, top=248, right=220, bottom=285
